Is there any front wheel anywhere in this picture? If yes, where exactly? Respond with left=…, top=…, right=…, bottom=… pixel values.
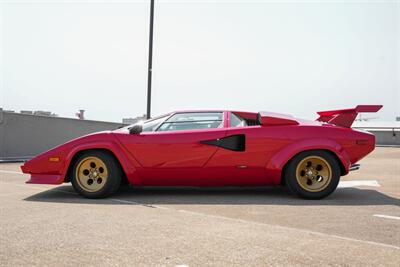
left=285, top=150, right=340, bottom=199
left=71, top=151, right=122, bottom=199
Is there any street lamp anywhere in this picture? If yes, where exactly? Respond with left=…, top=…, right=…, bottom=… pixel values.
left=146, top=0, right=155, bottom=119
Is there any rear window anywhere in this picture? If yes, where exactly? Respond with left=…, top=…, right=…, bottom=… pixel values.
left=230, top=113, right=247, bottom=127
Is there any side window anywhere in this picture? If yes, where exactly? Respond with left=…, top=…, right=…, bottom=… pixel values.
left=142, top=116, right=168, bottom=132
left=230, top=113, right=247, bottom=127
left=157, top=112, right=223, bottom=132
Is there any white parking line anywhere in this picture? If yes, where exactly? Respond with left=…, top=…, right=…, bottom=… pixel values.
left=108, top=198, right=400, bottom=250
left=373, top=214, right=400, bottom=221
left=174, top=208, right=399, bottom=250
left=338, top=180, right=380, bottom=188
left=102, top=198, right=400, bottom=250
left=110, top=198, right=170, bottom=209
left=0, top=182, right=53, bottom=191
left=0, top=170, right=25, bottom=175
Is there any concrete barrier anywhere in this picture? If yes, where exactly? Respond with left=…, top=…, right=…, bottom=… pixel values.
left=353, top=128, right=400, bottom=146
left=0, top=110, right=126, bottom=161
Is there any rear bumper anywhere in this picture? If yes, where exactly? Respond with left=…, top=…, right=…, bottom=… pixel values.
left=349, top=164, right=361, bottom=171
left=26, top=174, right=64, bottom=184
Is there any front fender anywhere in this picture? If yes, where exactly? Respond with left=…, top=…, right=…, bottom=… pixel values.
left=266, top=138, right=351, bottom=185
left=61, top=139, right=141, bottom=185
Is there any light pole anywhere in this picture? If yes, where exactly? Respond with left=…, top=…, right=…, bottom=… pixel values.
left=146, top=0, right=155, bottom=119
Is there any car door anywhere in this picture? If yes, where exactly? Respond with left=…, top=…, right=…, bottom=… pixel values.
left=202, top=112, right=271, bottom=185
left=118, top=112, right=227, bottom=185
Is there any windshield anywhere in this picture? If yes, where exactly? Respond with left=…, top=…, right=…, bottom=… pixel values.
left=120, top=114, right=170, bottom=131
left=157, top=112, right=223, bottom=132
left=142, top=115, right=169, bottom=132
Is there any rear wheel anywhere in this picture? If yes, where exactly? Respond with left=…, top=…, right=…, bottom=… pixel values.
left=71, top=151, right=121, bottom=198
left=285, top=150, right=340, bottom=199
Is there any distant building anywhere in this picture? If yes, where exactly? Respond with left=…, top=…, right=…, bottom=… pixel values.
left=122, top=114, right=146, bottom=125
left=396, top=116, right=400, bottom=122
left=75, top=110, right=85, bottom=120
left=5, top=110, right=59, bottom=117
left=34, top=111, right=51, bottom=116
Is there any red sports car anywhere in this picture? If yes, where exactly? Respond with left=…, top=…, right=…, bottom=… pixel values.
left=21, top=105, right=382, bottom=199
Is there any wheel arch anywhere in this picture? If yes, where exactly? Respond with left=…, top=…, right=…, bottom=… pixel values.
left=64, top=148, right=127, bottom=185
left=266, top=138, right=350, bottom=185
left=60, top=141, right=141, bottom=185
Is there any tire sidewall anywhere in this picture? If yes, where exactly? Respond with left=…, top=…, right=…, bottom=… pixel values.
left=71, top=151, right=121, bottom=199
left=286, top=150, right=340, bottom=199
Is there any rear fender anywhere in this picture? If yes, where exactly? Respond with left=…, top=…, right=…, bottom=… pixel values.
left=61, top=141, right=141, bottom=185
left=266, top=138, right=351, bottom=185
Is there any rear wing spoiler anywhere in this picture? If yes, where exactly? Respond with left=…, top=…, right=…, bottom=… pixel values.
left=316, top=105, right=383, bottom=128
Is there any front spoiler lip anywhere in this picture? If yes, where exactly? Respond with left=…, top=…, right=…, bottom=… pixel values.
left=349, top=164, right=361, bottom=171
left=26, top=174, right=64, bottom=185
left=20, top=164, right=28, bottom=173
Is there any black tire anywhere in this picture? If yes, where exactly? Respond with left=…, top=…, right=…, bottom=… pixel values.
left=71, top=150, right=122, bottom=199
left=285, top=150, right=340, bottom=199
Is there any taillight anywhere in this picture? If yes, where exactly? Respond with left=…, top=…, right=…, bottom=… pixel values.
left=356, top=140, right=368, bottom=145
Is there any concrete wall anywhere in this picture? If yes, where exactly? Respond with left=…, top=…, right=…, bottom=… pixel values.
left=356, top=129, right=400, bottom=146
left=0, top=110, right=125, bottom=160
left=352, top=121, right=400, bottom=146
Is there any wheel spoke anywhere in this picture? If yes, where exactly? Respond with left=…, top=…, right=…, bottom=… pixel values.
left=79, top=174, right=90, bottom=184
left=98, top=172, right=107, bottom=179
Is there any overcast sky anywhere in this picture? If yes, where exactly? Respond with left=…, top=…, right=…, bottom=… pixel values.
left=0, top=0, right=399, bottom=122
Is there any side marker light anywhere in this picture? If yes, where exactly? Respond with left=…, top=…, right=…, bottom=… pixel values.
left=49, top=157, right=60, bottom=162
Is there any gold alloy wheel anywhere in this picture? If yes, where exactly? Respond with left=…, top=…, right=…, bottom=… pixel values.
left=295, top=156, right=332, bottom=192
left=75, top=156, right=108, bottom=192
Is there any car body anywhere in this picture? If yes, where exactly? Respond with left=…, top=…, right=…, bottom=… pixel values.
left=21, top=105, right=382, bottom=199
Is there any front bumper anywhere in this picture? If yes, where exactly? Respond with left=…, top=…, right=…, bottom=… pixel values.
left=26, top=174, right=64, bottom=184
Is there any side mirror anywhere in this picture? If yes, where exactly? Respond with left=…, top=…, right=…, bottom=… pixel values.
left=129, top=124, right=143, bottom=134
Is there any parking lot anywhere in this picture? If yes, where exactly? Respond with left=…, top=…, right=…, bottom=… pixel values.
left=0, top=147, right=399, bottom=266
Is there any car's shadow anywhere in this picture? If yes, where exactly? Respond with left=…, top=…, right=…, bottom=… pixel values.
left=24, top=185, right=399, bottom=206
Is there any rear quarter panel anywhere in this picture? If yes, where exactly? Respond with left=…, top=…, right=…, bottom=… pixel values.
left=263, top=124, right=375, bottom=185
